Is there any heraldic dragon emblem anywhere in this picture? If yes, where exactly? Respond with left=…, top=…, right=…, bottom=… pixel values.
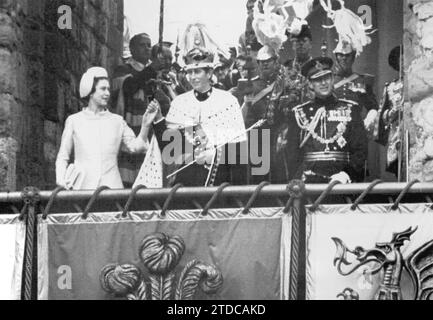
left=99, top=233, right=223, bottom=300
left=332, top=227, right=433, bottom=300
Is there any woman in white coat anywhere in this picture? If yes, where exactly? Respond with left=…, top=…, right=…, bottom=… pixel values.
left=55, top=67, right=159, bottom=190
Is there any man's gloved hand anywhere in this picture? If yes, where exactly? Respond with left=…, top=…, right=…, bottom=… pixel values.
left=364, top=109, right=378, bottom=133
left=330, top=171, right=351, bottom=184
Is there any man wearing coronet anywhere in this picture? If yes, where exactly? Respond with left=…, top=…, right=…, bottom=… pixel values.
left=146, top=46, right=247, bottom=187
left=285, top=57, right=368, bottom=184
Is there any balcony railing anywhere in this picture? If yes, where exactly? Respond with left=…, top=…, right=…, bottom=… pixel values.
left=2, top=179, right=432, bottom=300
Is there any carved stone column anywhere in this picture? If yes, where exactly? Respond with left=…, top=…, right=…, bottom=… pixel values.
left=405, top=0, right=433, bottom=181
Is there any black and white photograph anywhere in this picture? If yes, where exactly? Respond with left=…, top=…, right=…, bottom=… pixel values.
left=0, top=0, right=432, bottom=304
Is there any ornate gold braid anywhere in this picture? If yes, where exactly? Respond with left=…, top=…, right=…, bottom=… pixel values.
left=295, top=107, right=350, bottom=146
left=309, top=121, right=348, bottom=146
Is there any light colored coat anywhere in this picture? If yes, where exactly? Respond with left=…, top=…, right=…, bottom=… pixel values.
left=55, top=109, right=148, bottom=190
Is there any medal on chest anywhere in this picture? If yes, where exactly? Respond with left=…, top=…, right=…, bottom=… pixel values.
left=297, top=106, right=351, bottom=152
left=328, top=109, right=352, bottom=122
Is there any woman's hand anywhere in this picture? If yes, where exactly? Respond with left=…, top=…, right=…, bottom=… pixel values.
left=56, top=179, right=68, bottom=190
left=56, top=181, right=66, bottom=189
left=142, top=100, right=161, bottom=127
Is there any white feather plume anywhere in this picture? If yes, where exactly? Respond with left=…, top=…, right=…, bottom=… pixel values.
left=261, top=0, right=314, bottom=36
left=252, top=1, right=288, bottom=53
left=320, top=0, right=375, bottom=56
left=291, top=0, right=314, bottom=21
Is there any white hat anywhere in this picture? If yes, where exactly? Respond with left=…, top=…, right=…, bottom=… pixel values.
left=79, top=67, right=108, bottom=98
left=256, top=45, right=277, bottom=61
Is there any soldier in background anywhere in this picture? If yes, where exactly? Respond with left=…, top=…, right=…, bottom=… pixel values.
left=234, top=55, right=251, bottom=80
left=213, top=63, right=230, bottom=90
left=264, top=25, right=314, bottom=183
left=220, top=47, right=241, bottom=90
left=238, top=0, right=263, bottom=59
left=280, top=25, right=314, bottom=112
left=374, top=46, right=404, bottom=179
left=231, top=45, right=281, bottom=184
left=171, top=62, right=192, bottom=95
left=333, top=40, right=380, bottom=181
left=285, top=57, right=368, bottom=184
left=282, top=25, right=313, bottom=69
left=333, top=41, right=379, bottom=134
left=112, top=33, right=154, bottom=187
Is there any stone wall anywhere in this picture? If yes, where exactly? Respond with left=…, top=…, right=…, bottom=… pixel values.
left=405, top=0, right=433, bottom=181
left=0, top=0, right=123, bottom=191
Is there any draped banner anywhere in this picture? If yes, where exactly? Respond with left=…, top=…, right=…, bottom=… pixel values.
left=0, top=214, right=26, bottom=300
left=38, top=208, right=291, bottom=300
left=306, top=204, right=433, bottom=300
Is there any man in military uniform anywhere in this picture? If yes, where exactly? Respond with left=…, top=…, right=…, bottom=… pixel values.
left=262, top=25, right=314, bottom=183
left=281, top=24, right=313, bottom=67
left=213, top=62, right=230, bottom=90
left=280, top=25, right=314, bottom=109
left=333, top=41, right=378, bottom=133
left=238, top=0, right=263, bottom=59
left=286, top=57, right=368, bottom=184
left=231, top=45, right=281, bottom=183
left=242, top=46, right=281, bottom=127
left=374, top=46, right=404, bottom=179
left=218, top=47, right=241, bottom=90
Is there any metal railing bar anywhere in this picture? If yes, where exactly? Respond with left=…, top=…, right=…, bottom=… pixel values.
left=1, top=183, right=433, bottom=204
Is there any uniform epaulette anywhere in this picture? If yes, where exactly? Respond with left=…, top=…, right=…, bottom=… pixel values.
left=292, top=100, right=312, bottom=111
left=338, top=98, right=359, bottom=106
